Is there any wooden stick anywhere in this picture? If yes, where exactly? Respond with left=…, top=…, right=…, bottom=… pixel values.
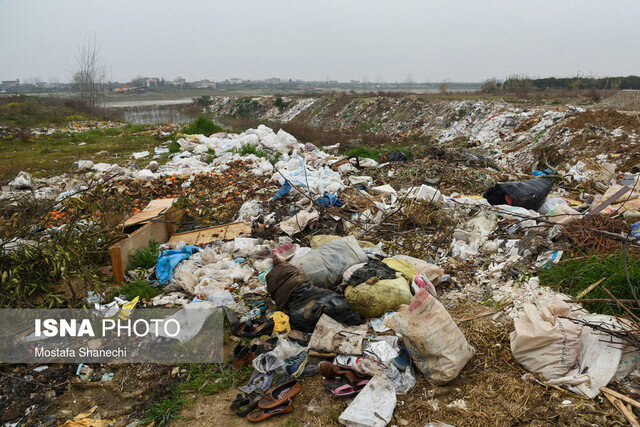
left=564, top=299, right=640, bottom=305
left=575, top=278, right=607, bottom=299
left=602, top=391, right=640, bottom=427
left=601, top=387, right=640, bottom=410
left=458, top=300, right=513, bottom=323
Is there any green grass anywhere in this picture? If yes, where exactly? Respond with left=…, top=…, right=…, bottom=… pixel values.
left=0, top=125, right=167, bottom=184
left=182, top=116, right=225, bottom=136
left=346, top=146, right=382, bottom=161
left=284, top=416, right=301, bottom=427
left=117, top=278, right=159, bottom=301
left=144, top=361, right=253, bottom=425
left=539, top=252, right=640, bottom=314
left=346, top=145, right=412, bottom=162
left=128, top=240, right=160, bottom=270
left=231, top=142, right=266, bottom=158
left=0, top=96, right=87, bottom=128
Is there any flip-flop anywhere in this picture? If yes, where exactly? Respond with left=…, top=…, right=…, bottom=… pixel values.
left=353, top=379, right=370, bottom=392
left=246, top=400, right=294, bottom=422
left=324, top=377, right=358, bottom=397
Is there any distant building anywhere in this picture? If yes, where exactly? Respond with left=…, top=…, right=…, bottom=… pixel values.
left=174, top=76, right=186, bottom=89
left=265, top=77, right=281, bottom=84
left=1, top=80, right=20, bottom=88
left=193, top=79, right=216, bottom=88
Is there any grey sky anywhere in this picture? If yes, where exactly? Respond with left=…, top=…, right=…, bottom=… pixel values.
left=2, top=0, right=640, bottom=83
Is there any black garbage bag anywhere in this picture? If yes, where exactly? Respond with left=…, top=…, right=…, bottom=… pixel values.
left=388, top=150, right=408, bottom=162
left=347, top=259, right=397, bottom=286
left=483, top=178, right=551, bottom=211
left=286, top=284, right=362, bottom=333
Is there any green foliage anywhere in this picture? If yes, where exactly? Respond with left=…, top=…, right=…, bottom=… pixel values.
left=144, top=391, right=186, bottom=425
left=231, top=143, right=266, bottom=158
left=118, top=278, right=158, bottom=301
left=128, top=240, right=160, bottom=270
left=144, top=361, right=253, bottom=425
left=274, top=96, right=289, bottom=110
left=235, top=99, right=261, bottom=118
left=540, top=253, right=640, bottom=314
left=167, top=141, right=181, bottom=153
left=182, top=116, right=224, bottom=136
left=346, top=146, right=382, bottom=161
left=0, top=227, right=104, bottom=308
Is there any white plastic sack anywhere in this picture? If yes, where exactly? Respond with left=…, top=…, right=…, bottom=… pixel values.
left=292, top=236, right=368, bottom=289
left=548, top=314, right=640, bottom=398
left=385, top=290, right=475, bottom=385
left=338, top=373, right=396, bottom=427
left=510, top=301, right=582, bottom=380
left=279, top=210, right=320, bottom=236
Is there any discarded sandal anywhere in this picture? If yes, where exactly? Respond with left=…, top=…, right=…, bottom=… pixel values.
left=246, top=399, right=294, bottom=422
left=323, top=377, right=358, bottom=397
left=353, top=378, right=370, bottom=392
left=230, top=393, right=246, bottom=411
left=258, top=380, right=301, bottom=409
left=234, top=390, right=263, bottom=417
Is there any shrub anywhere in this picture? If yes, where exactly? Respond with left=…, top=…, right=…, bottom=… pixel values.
left=182, top=116, right=224, bottom=136
left=480, top=78, right=502, bottom=94
left=274, top=97, right=289, bottom=110
left=231, top=143, right=266, bottom=158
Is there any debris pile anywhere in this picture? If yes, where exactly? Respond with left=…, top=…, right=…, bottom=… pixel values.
left=3, top=103, right=640, bottom=425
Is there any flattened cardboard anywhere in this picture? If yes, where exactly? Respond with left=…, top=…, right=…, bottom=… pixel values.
left=168, top=222, right=251, bottom=246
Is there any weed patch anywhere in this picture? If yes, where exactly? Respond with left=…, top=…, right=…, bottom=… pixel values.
left=346, top=146, right=382, bottom=161
left=117, top=278, right=158, bottom=301
left=540, top=253, right=640, bottom=314
left=231, top=143, right=266, bottom=158
left=144, top=361, right=252, bottom=425
left=128, top=240, right=159, bottom=270
left=182, top=116, right=225, bottom=136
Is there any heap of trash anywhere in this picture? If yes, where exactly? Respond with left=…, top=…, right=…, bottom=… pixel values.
left=4, top=118, right=640, bottom=425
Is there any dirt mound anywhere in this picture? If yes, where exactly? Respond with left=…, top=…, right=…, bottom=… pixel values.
left=598, top=90, right=640, bottom=111
left=567, top=109, right=640, bottom=130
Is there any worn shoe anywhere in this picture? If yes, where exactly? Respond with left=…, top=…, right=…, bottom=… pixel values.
left=232, top=344, right=253, bottom=370
left=284, top=351, right=308, bottom=379
left=234, top=390, right=263, bottom=417
left=258, top=380, right=301, bottom=409
left=318, top=361, right=362, bottom=384
left=246, top=399, right=294, bottom=422
left=234, top=318, right=275, bottom=338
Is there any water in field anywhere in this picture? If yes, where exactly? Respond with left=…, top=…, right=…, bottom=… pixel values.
left=122, top=107, right=192, bottom=125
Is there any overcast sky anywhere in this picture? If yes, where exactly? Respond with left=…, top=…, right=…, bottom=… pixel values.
left=2, top=0, right=639, bottom=83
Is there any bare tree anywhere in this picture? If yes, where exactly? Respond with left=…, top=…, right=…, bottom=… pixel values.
left=439, top=80, right=449, bottom=95
left=72, top=38, right=107, bottom=112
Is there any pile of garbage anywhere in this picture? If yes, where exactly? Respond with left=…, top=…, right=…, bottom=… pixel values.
left=4, top=117, right=640, bottom=425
